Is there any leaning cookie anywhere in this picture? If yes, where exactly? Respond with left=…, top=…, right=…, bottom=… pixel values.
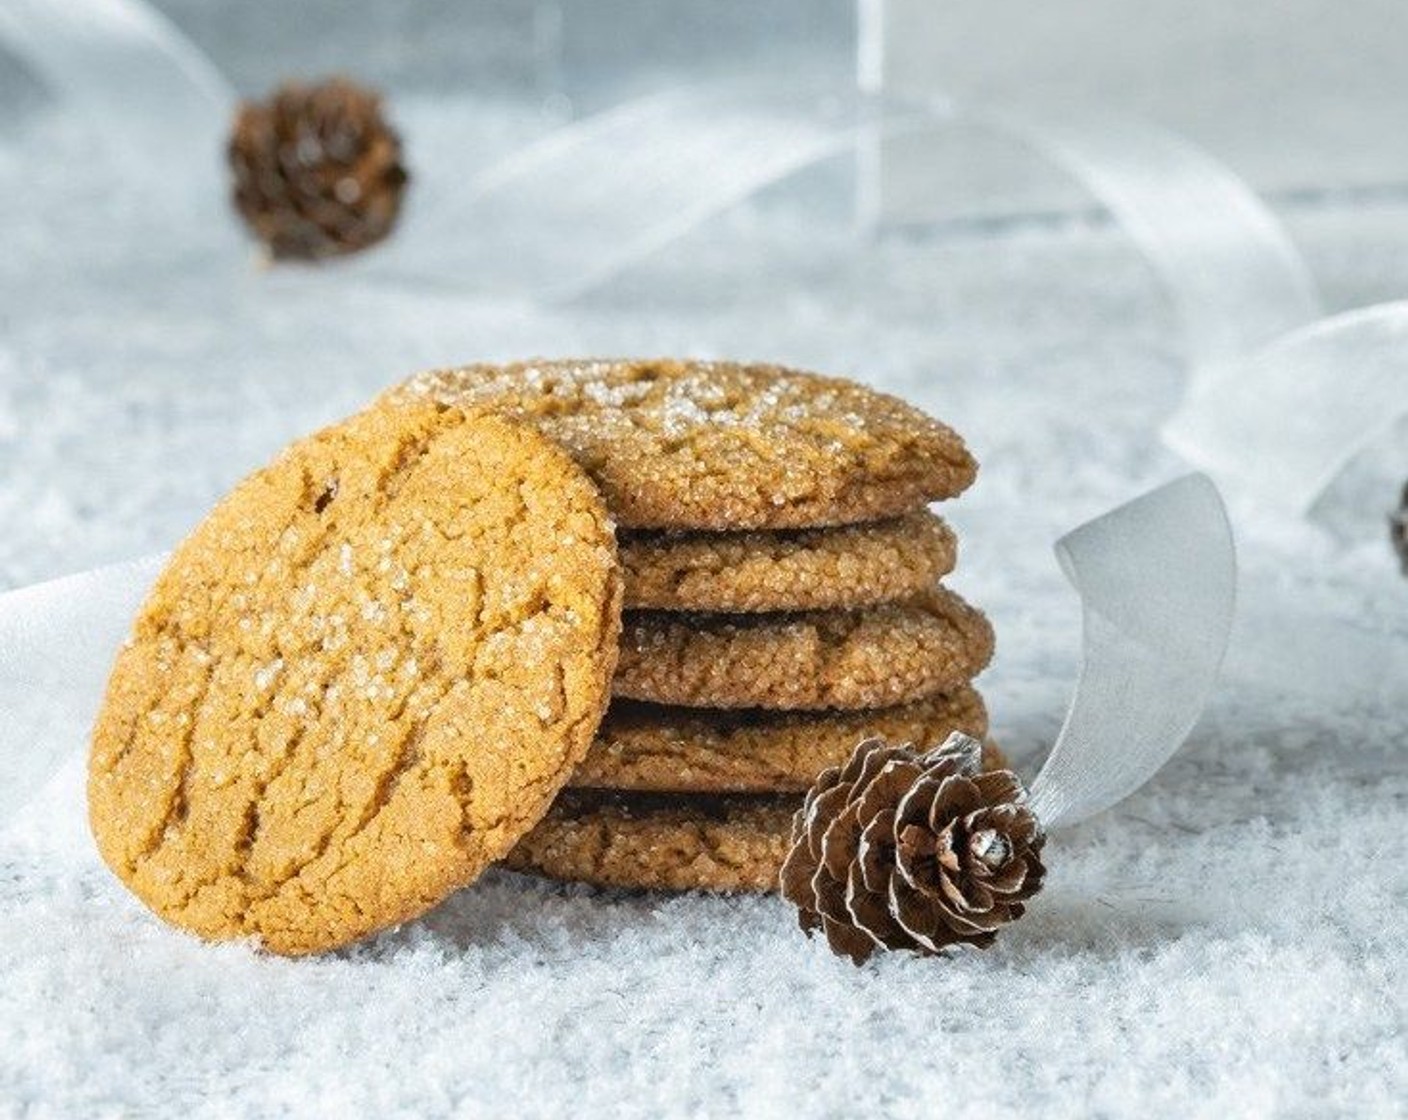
left=384, top=358, right=976, bottom=530
left=614, top=587, right=994, bottom=711
left=572, top=688, right=989, bottom=793
left=620, top=511, right=956, bottom=613
left=503, top=791, right=798, bottom=892
left=88, top=403, right=623, bottom=955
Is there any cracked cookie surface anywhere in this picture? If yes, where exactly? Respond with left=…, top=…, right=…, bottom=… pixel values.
left=88, top=403, right=622, bottom=955
left=613, top=587, right=994, bottom=711
left=504, top=791, right=798, bottom=892
left=619, top=511, right=956, bottom=613
left=572, top=689, right=988, bottom=793
left=384, top=358, right=976, bottom=530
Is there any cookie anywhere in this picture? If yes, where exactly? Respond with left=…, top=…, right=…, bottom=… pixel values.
left=88, top=403, right=623, bottom=955
left=384, top=358, right=976, bottom=530
left=571, top=688, right=989, bottom=793
left=619, top=511, right=956, bottom=613
left=510, top=742, right=1011, bottom=894
left=504, top=791, right=797, bottom=892
left=613, top=587, right=994, bottom=711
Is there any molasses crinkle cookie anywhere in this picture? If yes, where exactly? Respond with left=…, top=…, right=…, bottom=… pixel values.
left=382, top=358, right=976, bottom=530
left=618, top=511, right=958, bottom=613
left=89, top=403, right=622, bottom=955
left=571, top=688, right=989, bottom=794
left=612, top=588, right=995, bottom=711
left=505, top=790, right=799, bottom=893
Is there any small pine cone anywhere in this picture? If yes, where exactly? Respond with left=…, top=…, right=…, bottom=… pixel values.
left=1392, top=482, right=1408, bottom=576
left=780, top=732, right=1045, bottom=964
left=229, top=77, right=408, bottom=261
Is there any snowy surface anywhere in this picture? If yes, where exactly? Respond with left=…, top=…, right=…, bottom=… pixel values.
left=1, top=93, right=1406, bottom=1118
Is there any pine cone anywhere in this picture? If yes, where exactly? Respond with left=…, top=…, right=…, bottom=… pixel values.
left=780, top=732, right=1045, bottom=964
left=1392, top=482, right=1408, bottom=576
left=229, top=78, right=408, bottom=261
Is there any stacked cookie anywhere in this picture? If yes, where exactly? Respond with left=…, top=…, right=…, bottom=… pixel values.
left=384, top=359, right=996, bottom=894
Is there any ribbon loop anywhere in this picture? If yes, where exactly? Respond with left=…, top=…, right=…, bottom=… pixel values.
left=1027, top=474, right=1237, bottom=830
left=372, top=81, right=855, bottom=300
left=1164, top=301, right=1408, bottom=517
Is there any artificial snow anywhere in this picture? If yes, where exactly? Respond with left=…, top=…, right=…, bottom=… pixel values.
left=0, top=97, right=1404, bottom=1118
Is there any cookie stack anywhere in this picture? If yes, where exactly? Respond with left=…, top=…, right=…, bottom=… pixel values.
left=386, top=359, right=996, bottom=894
left=89, top=358, right=997, bottom=956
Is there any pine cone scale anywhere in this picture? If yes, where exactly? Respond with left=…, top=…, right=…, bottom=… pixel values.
left=779, top=837, right=824, bottom=923
left=820, top=915, right=878, bottom=965
left=972, top=769, right=1024, bottom=805
left=852, top=759, right=925, bottom=823
left=810, top=862, right=855, bottom=929
left=856, top=810, right=895, bottom=894
left=889, top=877, right=994, bottom=951
left=805, top=783, right=849, bottom=856
left=845, top=863, right=911, bottom=950
left=820, top=805, right=863, bottom=881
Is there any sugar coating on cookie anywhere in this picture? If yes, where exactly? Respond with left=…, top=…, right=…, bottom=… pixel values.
left=619, top=511, right=957, bottom=613
left=572, top=688, right=989, bottom=793
left=384, top=358, right=976, bottom=530
left=613, top=587, right=994, bottom=711
left=88, top=404, right=622, bottom=955
left=504, top=791, right=798, bottom=892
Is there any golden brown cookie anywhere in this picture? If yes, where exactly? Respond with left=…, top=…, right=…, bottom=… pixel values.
left=510, top=743, right=1011, bottom=895
left=613, top=587, right=994, bottom=711
left=572, top=688, right=989, bottom=793
left=88, top=404, right=623, bottom=955
left=384, top=358, right=976, bottom=530
left=619, top=511, right=956, bottom=613
left=504, top=791, right=797, bottom=892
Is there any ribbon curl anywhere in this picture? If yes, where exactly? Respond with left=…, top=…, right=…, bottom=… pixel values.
left=1028, top=474, right=1237, bottom=830
left=1164, top=301, right=1408, bottom=517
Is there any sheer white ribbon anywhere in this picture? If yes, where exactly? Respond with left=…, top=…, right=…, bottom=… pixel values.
left=368, top=82, right=859, bottom=300
left=0, top=0, right=232, bottom=192
left=0, top=554, right=164, bottom=819
left=364, top=85, right=1322, bottom=340
left=1164, top=301, right=1408, bottom=516
left=1028, top=474, right=1237, bottom=830
left=942, top=107, right=1322, bottom=365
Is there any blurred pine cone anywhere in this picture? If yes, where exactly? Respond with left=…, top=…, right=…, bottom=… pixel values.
left=780, top=732, right=1045, bottom=964
left=229, top=77, right=408, bottom=261
left=1393, top=482, right=1408, bottom=575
